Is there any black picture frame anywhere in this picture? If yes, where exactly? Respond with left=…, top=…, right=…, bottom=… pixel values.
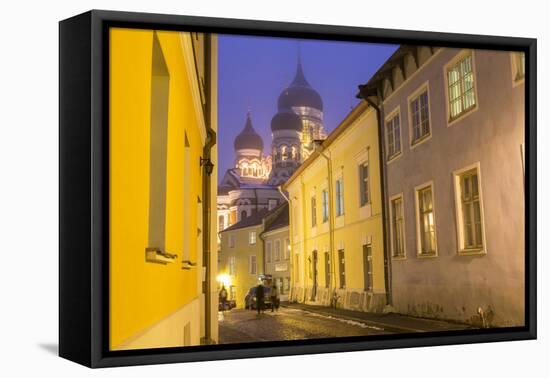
left=59, top=9, right=536, bottom=368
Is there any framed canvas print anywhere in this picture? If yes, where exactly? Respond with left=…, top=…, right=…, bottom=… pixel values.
left=59, top=10, right=536, bottom=368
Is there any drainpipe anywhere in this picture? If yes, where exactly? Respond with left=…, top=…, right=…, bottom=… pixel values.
left=316, top=144, right=336, bottom=301
left=277, top=186, right=292, bottom=297
left=202, top=34, right=216, bottom=344
left=363, top=97, right=392, bottom=306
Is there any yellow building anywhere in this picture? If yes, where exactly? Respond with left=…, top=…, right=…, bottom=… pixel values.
left=109, top=28, right=218, bottom=350
left=283, top=101, right=387, bottom=312
left=218, top=211, right=268, bottom=309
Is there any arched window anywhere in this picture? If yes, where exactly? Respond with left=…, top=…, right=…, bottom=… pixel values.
left=281, top=145, right=287, bottom=161
left=291, top=145, right=297, bottom=159
left=241, top=210, right=247, bottom=220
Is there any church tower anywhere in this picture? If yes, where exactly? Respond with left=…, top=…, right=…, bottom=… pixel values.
left=233, top=111, right=271, bottom=180
left=268, top=53, right=326, bottom=185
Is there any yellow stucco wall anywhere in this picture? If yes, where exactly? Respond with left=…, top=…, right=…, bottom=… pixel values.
left=286, top=104, right=386, bottom=310
left=219, top=225, right=264, bottom=308
left=109, top=28, right=204, bottom=349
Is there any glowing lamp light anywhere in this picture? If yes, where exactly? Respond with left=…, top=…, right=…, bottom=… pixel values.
left=217, top=274, right=231, bottom=287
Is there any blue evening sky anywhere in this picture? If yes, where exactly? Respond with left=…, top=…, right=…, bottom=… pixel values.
left=217, top=34, right=398, bottom=179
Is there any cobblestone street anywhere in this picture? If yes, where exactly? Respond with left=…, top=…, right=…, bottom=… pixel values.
left=218, top=304, right=472, bottom=344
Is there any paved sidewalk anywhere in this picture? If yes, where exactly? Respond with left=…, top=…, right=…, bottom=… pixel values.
left=282, top=302, right=474, bottom=333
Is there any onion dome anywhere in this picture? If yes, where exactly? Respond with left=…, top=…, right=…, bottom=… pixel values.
left=234, top=112, right=264, bottom=151
left=271, top=111, right=303, bottom=132
left=278, top=58, right=323, bottom=112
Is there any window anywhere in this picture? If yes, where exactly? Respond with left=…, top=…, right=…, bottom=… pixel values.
left=359, top=162, right=370, bottom=206
left=322, top=189, right=329, bottom=223
left=218, top=215, right=225, bottom=232
left=335, top=179, right=344, bottom=216
left=513, top=52, right=525, bottom=81
left=229, top=210, right=236, bottom=225
left=266, top=241, right=272, bottom=263
left=338, top=249, right=346, bottom=289
left=447, top=52, right=476, bottom=120
left=274, top=239, right=281, bottom=261
left=454, top=167, right=485, bottom=253
left=249, top=231, right=257, bottom=245
left=284, top=238, right=290, bottom=260
left=363, top=245, right=373, bottom=291
left=268, top=199, right=278, bottom=210
left=249, top=255, right=257, bottom=275
left=147, top=32, right=170, bottom=254
left=324, top=251, right=331, bottom=288
left=229, top=256, right=236, bottom=276
left=410, top=89, right=430, bottom=144
left=416, top=184, right=437, bottom=256
left=311, top=196, right=317, bottom=226
left=386, top=112, right=401, bottom=159
left=240, top=210, right=247, bottom=221
left=229, top=234, right=235, bottom=248
left=390, top=196, right=405, bottom=258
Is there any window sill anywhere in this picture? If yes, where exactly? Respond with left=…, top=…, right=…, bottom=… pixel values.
left=387, top=152, right=402, bottom=164
left=458, top=248, right=486, bottom=256
left=391, top=255, right=406, bottom=261
left=410, top=133, right=432, bottom=150
left=447, top=104, right=478, bottom=127
left=417, top=252, right=437, bottom=259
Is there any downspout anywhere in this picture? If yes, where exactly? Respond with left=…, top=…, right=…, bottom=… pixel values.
left=202, top=34, right=216, bottom=344
left=278, top=186, right=292, bottom=297
left=317, top=146, right=336, bottom=299
left=363, top=96, right=392, bottom=306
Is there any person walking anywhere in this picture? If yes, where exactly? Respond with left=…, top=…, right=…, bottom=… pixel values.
left=219, top=285, right=228, bottom=311
left=256, top=283, right=265, bottom=315
left=270, top=283, right=280, bottom=312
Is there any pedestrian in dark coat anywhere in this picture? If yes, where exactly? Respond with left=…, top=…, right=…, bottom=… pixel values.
left=270, top=283, right=280, bottom=312
left=256, top=284, right=265, bottom=314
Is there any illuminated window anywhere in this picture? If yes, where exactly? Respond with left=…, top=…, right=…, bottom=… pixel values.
left=416, top=184, right=437, bottom=256
left=410, top=89, right=430, bottom=144
left=229, top=256, right=236, bottom=276
left=454, top=166, right=485, bottom=253
left=447, top=53, right=476, bottom=120
left=249, top=231, right=257, bottom=245
left=386, top=112, right=401, bottom=159
left=284, top=238, right=290, bottom=260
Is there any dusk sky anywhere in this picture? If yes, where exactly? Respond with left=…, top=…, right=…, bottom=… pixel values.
left=217, top=34, right=398, bottom=179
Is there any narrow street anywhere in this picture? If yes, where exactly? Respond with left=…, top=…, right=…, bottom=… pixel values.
left=219, top=307, right=389, bottom=344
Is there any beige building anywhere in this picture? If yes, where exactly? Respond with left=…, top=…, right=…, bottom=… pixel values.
left=284, top=102, right=387, bottom=312
left=260, top=203, right=291, bottom=301
left=359, top=46, right=525, bottom=327
left=219, top=210, right=267, bottom=308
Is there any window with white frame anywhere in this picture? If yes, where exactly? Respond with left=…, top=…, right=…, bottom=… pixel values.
left=266, top=241, right=272, bottom=263
left=229, top=234, right=235, bottom=248
left=311, top=195, right=317, bottom=227
left=410, top=89, right=430, bottom=143
left=229, top=256, right=236, bottom=276
left=513, top=52, right=525, bottom=81
left=447, top=52, right=476, bottom=120
left=386, top=112, right=401, bottom=159
left=268, top=199, right=278, bottom=210
left=335, top=178, right=344, bottom=216
left=274, top=239, right=281, bottom=261
left=359, top=162, right=370, bottom=206
left=249, top=255, right=257, bottom=275
left=416, top=184, right=437, bottom=256
left=249, top=231, right=257, bottom=245
left=284, top=238, right=290, bottom=260
left=390, top=195, right=405, bottom=258
left=454, top=167, right=485, bottom=252
left=322, top=189, right=329, bottom=223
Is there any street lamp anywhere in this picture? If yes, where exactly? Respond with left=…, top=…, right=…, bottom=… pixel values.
left=200, top=157, right=215, bottom=175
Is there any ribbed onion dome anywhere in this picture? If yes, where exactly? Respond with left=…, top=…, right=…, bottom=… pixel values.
left=234, top=112, right=264, bottom=151
left=271, top=111, right=303, bottom=132
left=277, top=58, right=323, bottom=112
